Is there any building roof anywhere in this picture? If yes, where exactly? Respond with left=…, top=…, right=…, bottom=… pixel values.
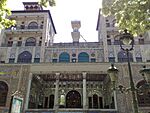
left=96, top=9, right=101, bottom=31
left=11, top=10, right=57, bottom=34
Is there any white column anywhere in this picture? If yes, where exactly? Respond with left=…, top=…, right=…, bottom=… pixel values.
left=54, top=73, right=60, bottom=110
left=15, top=47, right=19, bottom=63
left=31, top=47, right=36, bottom=63
left=113, top=91, right=118, bottom=110
left=12, top=39, right=17, bottom=47
left=24, top=73, right=33, bottom=110
left=6, top=47, right=11, bottom=63
left=132, top=50, right=136, bottom=62
left=83, top=72, right=87, bottom=109
left=114, top=46, right=118, bottom=62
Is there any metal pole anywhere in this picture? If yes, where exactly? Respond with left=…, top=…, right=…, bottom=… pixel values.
left=126, top=49, right=139, bottom=113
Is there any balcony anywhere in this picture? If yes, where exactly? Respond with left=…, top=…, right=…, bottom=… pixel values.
left=5, top=25, right=43, bottom=32
left=25, top=109, right=117, bottom=113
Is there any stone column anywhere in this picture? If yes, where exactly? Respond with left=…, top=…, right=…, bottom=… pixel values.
left=24, top=73, right=33, bottom=110
left=14, top=47, right=19, bottom=63
left=113, top=91, right=118, bottom=110
left=31, top=47, right=36, bottom=63
left=132, top=50, right=136, bottom=62
left=12, top=40, right=17, bottom=47
left=6, top=47, right=11, bottom=63
left=54, top=73, right=60, bottom=111
left=22, top=39, right=26, bottom=47
left=83, top=72, right=87, bottom=109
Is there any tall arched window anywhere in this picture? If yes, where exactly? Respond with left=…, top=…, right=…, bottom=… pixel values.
left=108, top=53, right=115, bottom=63
left=0, top=81, right=8, bottom=106
left=66, top=90, right=81, bottom=108
left=49, top=95, right=54, bottom=108
left=118, top=51, right=133, bottom=62
left=17, top=51, right=32, bottom=63
left=59, top=52, right=70, bottom=62
left=135, top=53, right=142, bottom=62
left=28, top=22, right=38, bottom=29
left=78, top=52, right=89, bottom=62
left=25, top=37, right=36, bottom=46
left=93, top=94, right=98, bottom=108
left=136, top=80, right=150, bottom=107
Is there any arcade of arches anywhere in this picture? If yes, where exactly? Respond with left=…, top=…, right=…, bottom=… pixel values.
left=0, top=73, right=150, bottom=110
left=28, top=72, right=116, bottom=109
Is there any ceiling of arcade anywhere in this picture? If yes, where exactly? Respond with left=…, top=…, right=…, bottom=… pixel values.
left=33, top=73, right=107, bottom=82
left=31, top=73, right=110, bottom=90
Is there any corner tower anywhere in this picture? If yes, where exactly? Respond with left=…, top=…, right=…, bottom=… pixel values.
left=1, top=2, right=56, bottom=63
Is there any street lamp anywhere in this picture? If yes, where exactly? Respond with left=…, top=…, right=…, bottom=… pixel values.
left=107, top=29, right=139, bottom=113
left=107, top=64, right=119, bottom=90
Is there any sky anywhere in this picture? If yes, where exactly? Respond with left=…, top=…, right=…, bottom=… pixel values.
left=7, top=0, right=102, bottom=43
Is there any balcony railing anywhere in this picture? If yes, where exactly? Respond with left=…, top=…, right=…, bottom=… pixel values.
left=5, top=25, right=43, bottom=32
left=25, top=109, right=117, bottom=113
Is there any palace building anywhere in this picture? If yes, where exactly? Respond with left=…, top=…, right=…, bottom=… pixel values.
left=0, top=1, right=150, bottom=113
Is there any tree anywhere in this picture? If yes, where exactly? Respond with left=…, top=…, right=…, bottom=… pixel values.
left=0, top=0, right=15, bottom=29
left=40, top=0, right=56, bottom=7
left=102, top=0, right=150, bottom=35
left=0, top=0, right=55, bottom=29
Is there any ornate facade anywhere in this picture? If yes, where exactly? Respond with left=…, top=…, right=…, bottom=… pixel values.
left=0, top=2, right=150, bottom=113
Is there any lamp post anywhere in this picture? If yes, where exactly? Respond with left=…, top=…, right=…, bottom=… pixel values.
left=108, top=29, right=139, bottom=113
left=107, top=64, right=119, bottom=90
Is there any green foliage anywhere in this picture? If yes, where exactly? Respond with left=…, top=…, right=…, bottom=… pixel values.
left=0, top=0, right=15, bottom=29
left=39, top=0, right=56, bottom=7
left=102, top=0, right=150, bottom=35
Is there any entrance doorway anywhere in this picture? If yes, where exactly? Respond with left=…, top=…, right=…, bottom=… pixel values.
left=66, top=90, right=81, bottom=108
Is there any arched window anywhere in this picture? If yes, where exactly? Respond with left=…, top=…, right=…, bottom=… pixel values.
left=118, top=51, right=133, bottom=62
left=93, top=94, right=98, bottom=108
left=59, top=52, right=70, bottom=62
left=28, top=22, right=38, bottom=29
left=135, top=53, right=142, bottom=62
left=66, top=90, right=81, bottom=108
left=136, top=80, right=150, bottom=107
left=17, top=51, right=32, bottom=63
left=78, top=52, right=89, bottom=62
left=49, top=95, right=54, bottom=108
left=25, top=37, right=36, bottom=46
left=109, top=53, right=115, bottom=62
left=0, top=81, right=8, bottom=106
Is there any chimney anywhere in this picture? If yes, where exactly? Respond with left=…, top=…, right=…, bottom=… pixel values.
left=71, top=21, right=81, bottom=43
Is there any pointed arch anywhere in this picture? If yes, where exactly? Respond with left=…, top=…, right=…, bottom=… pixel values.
left=93, top=94, right=98, bottom=108
left=25, top=37, right=36, bottom=46
left=0, top=81, right=8, bottom=106
left=59, top=52, right=70, bottom=62
left=17, top=51, right=32, bottom=63
left=66, top=90, right=81, bottom=108
left=118, top=51, right=133, bottom=62
left=28, top=21, right=38, bottom=29
left=49, top=95, right=54, bottom=108
left=78, top=52, right=89, bottom=62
